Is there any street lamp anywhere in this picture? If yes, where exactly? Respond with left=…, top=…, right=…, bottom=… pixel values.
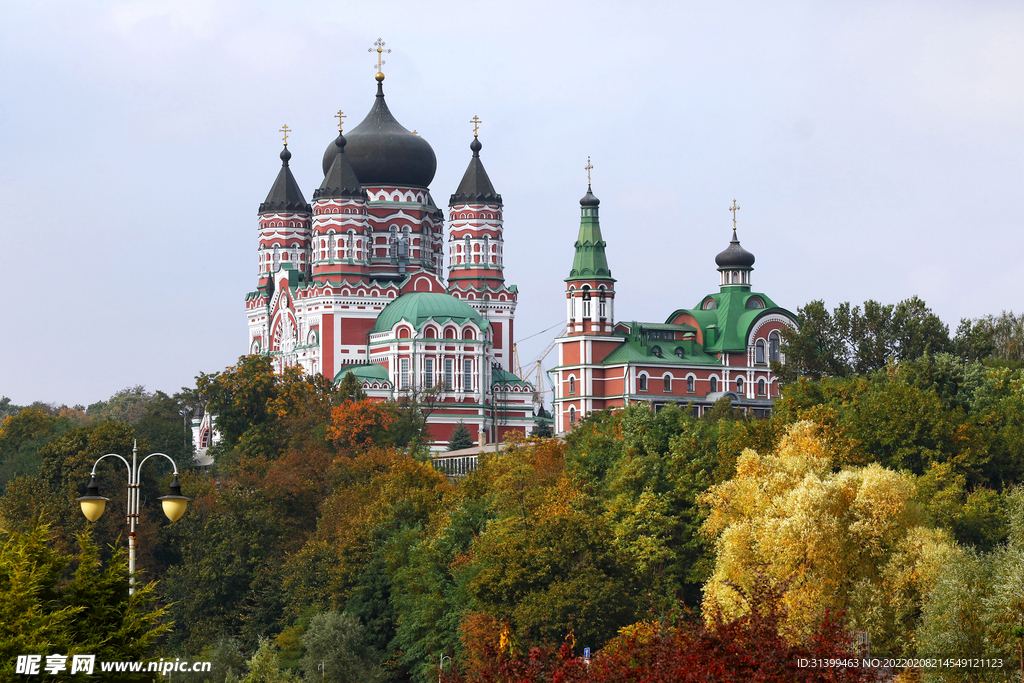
left=76, top=440, right=190, bottom=594
left=438, top=655, right=451, bottom=683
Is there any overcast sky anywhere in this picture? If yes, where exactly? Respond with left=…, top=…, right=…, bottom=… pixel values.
left=1, top=0, right=1022, bottom=406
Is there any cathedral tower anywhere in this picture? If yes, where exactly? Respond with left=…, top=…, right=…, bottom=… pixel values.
left=565, top=175, right=615, bottom=335
left=447, top=122, right=517, bottom=371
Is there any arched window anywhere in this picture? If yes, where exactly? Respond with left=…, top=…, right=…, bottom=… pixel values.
left=703, top=299, right=717, bottom=310
left=757, top=378, right=766, bottom=396
left=663, top=374, right=672, bottom=392
left=463, top=328, right=475, bottom=340
left=651, top=346, right=662, bottom=358
left=582, top=285, right=591, bottom=318
left=598, top=287, right=607, bottom=319
left=569, top=376, right=576, bottom=395
left=736, top=376, right=745, bottom=394
left=675, top=346, right=684, bottom=358
left=569, top=406, right=576, bottom=425
left=710, top=376, right=718, bottom=393
left=687, top=376, right=695, bottom=393
left=746, top=297, right=764, bottom=309
left=769, top=332, right=781, bottom=362
left=637, top=373, right=648, bottom=392
left=756, top=339, right=766, bottom=364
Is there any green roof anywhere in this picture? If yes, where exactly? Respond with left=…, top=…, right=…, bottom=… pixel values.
left=333, top=363, right=391, bottom=385
left=599, top=329, right=722, bottom=367
left=666, top=289, right=796, bottom=353
left=373, top=292, right=485, bottom=332
left=491, top=366, right=533, bottom=389
left=566, top=199, right=613, bottom=282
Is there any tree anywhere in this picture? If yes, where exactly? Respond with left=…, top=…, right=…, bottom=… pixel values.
left=776, top=297, right=954, bottom=381
left=300, top=611, right=383, bottom=683
left=239, top=637, right=297, bottom=683
left=337, top=372, right=368, bottom=402
left=530, top=420, right=553, bottom=438
left=0, top=524, right=170, bottom=681
left=447, top=422, right=474, bottom=451
left=700, top=421, right=958, bottom=653
left=86, top=385, right=154, bottom=423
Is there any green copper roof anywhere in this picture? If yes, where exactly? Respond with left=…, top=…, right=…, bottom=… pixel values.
left=492, top=366, right=533, bottom=389
left=597, top=325, right=722, bottom=367
left=373, top=292, right=485, bottom=332
left=665, top=290, right=796, bottom=353
left=566, top=188, right=614, bottom=282
left=333, top=363, right=391, bottom=385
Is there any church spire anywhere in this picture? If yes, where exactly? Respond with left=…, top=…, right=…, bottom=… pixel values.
left=259, top=144, right=310, bottom=214
left=565, top=161, right=615, bottom=336
left=715, top=199, right=755, bottom=288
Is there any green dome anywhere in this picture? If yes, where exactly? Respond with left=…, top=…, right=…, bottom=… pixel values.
left=373, top=292, right=485, bottom=333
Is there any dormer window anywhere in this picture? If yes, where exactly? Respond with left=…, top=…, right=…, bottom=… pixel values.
left=703, top=299, right=717, bottom=310
left=746, top=297, right=764, bottom=309
left=675, top=347, right=684, bottom=358
left=651, top=346, right=662, bottom=358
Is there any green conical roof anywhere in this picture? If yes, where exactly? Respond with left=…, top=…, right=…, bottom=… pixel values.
left=566, top=186, right=614, bottom=282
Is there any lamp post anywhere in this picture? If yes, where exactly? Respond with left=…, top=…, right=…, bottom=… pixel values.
left=438, top=655, right=451, bottom=683
left=76, top=440, right=189, bottom=594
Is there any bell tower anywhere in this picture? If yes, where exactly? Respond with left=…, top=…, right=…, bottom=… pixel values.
left=565, top=162, right=615, bottom=335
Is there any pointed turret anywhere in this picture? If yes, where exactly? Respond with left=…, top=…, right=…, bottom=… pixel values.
left=565, top=177, right=615, bottom=336
left=450, top=137, right=501, bottom=204
left=447, top=127, right=517, bottom=372
left=566, top=186, right=612, bottom=281
left=314, top=132, right=365, bottom=200
left=260, top=146, right=310, bottom=214
left=256, top=143, right=312, bottom=288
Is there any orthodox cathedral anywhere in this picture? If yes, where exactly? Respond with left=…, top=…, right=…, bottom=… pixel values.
left=223, top=46, right=798, bottom=452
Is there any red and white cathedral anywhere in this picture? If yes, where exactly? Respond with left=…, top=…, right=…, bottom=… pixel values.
left=241, top=65, right=798, bottom=449
left=245, top=69, right=533, bottom=448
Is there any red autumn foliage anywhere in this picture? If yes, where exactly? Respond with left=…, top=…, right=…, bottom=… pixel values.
left=326, top=399, right=394, bottom=450
left=443, top=576, right=874, bottom=683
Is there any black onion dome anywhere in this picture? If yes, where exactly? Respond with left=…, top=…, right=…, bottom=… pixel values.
left=260, top=145, right=310, bottom=214
left=322, top=82, right=437, bottom=188
left=449, top=136, right=502, bottom=206
left=580, top=186, right=600, bottom=207
left=314, top=133, right=365, bottom=200
left=715, top=229, right=756, bottom=268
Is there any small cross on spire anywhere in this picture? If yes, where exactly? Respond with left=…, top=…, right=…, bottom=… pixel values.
left=585, top=157, right=594, bottom=187
left=279, top=124, right=291, bottom=145
left=334, top=110, right=346, bottom=132
left=729, top=199, right=740, bottom=230
left=369, top=38, right=391, bottom=80
left=470, top=115, right=481, bottom=137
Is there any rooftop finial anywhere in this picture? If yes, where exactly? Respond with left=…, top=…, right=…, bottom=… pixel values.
left=334, top=110, right=346, bottom=132
left=729, top=199, right=740, bottom=232
left=471, top=115, right=482, bottom=137
left=585, top=156, right=594, bottom=189
left=279, top=124, right=291, bottom=146
left=369, top=38, right=391, bottom=82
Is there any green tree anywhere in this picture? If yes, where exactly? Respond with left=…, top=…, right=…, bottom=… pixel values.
left=446, top=422, right=474, bottom=451
left=0, top=524, right=170, bottom=681
left=86, top=385, right=154, bottom=423
left=300, top=611, right=383, bottom=683
left=0, top=408, right=72, bottom=494
left=336, top=372, right=368, bottom=402
left=239, top=638, right=297, bottom=683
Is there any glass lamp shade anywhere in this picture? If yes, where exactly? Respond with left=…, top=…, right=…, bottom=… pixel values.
left=76, top=476, right=109, bottom=522
left=158, top=475, right=190, bottom=522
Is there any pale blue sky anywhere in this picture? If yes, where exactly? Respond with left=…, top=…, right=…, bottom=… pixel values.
left=2, top=0, right=1022, bottom=405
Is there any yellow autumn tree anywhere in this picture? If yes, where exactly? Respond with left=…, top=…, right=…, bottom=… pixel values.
left=700, top=420, right=959, bottom=653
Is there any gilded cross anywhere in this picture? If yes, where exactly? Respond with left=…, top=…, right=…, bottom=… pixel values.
left=585, top=156, right=593, bottom=186
left=334, top=110, right=346, bottom=132
left=729, top=199, right=740, bottom=229
left=470, top=115, right=481, bottom=137
left=279, top=124, right=291, bottom=145
left=369, top=38, right=391, bottom=75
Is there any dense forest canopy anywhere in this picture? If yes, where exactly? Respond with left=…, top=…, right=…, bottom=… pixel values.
left=2, top=303, right=1024, bottom=682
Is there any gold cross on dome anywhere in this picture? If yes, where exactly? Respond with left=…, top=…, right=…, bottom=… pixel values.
left=334, top=110, right=346, bottom=132
left=470, top=115, right=481, bottom=137
left=369, top=38, right=391, bottom=76
left=279, top=124, right=291, bottom=145
left=729, top=199, right=740, bottom=229
left=585, top=156, right=593, bottom=186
